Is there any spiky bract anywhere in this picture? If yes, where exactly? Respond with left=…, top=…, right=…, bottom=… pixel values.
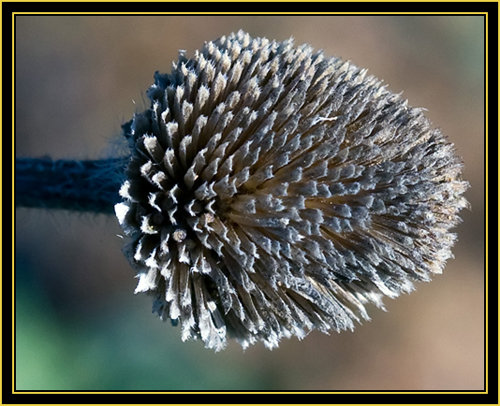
left=115, top=31, right=469, bottom=351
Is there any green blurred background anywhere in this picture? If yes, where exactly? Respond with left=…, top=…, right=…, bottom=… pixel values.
left=15, top=15, right=485, bottom=391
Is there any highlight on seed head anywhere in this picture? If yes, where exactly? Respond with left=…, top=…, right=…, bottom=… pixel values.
left=115, top=30, right=469, bottom=351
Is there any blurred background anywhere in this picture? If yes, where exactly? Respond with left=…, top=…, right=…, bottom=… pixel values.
left=15, top=15, right=484, bottom=391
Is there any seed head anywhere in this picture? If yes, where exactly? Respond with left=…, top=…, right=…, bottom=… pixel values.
left=115, top=30, right=469, bottom=350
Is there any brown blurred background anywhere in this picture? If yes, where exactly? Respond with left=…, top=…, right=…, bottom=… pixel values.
left=15, top=15, right=484, bottom=390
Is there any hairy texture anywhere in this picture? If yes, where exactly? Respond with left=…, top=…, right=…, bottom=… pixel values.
left=115, top=31, right=469, bottom=350
left=16, top=157, right=125, bottom=213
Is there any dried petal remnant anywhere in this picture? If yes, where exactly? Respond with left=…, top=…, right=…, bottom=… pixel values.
left=115, top=30, right=469, bottom=350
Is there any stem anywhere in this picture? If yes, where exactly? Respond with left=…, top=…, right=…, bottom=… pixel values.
left=15, top=157, right=128, bottom=214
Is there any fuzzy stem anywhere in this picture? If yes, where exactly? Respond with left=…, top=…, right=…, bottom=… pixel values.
left=15, top=157, right=128, bottom=214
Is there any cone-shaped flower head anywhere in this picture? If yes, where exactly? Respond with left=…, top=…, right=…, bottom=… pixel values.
left=115, top=31, right=469, bottom=351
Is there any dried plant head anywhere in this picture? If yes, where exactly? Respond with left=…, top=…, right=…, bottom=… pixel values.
left=115, top=30, right=469, bottom=351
